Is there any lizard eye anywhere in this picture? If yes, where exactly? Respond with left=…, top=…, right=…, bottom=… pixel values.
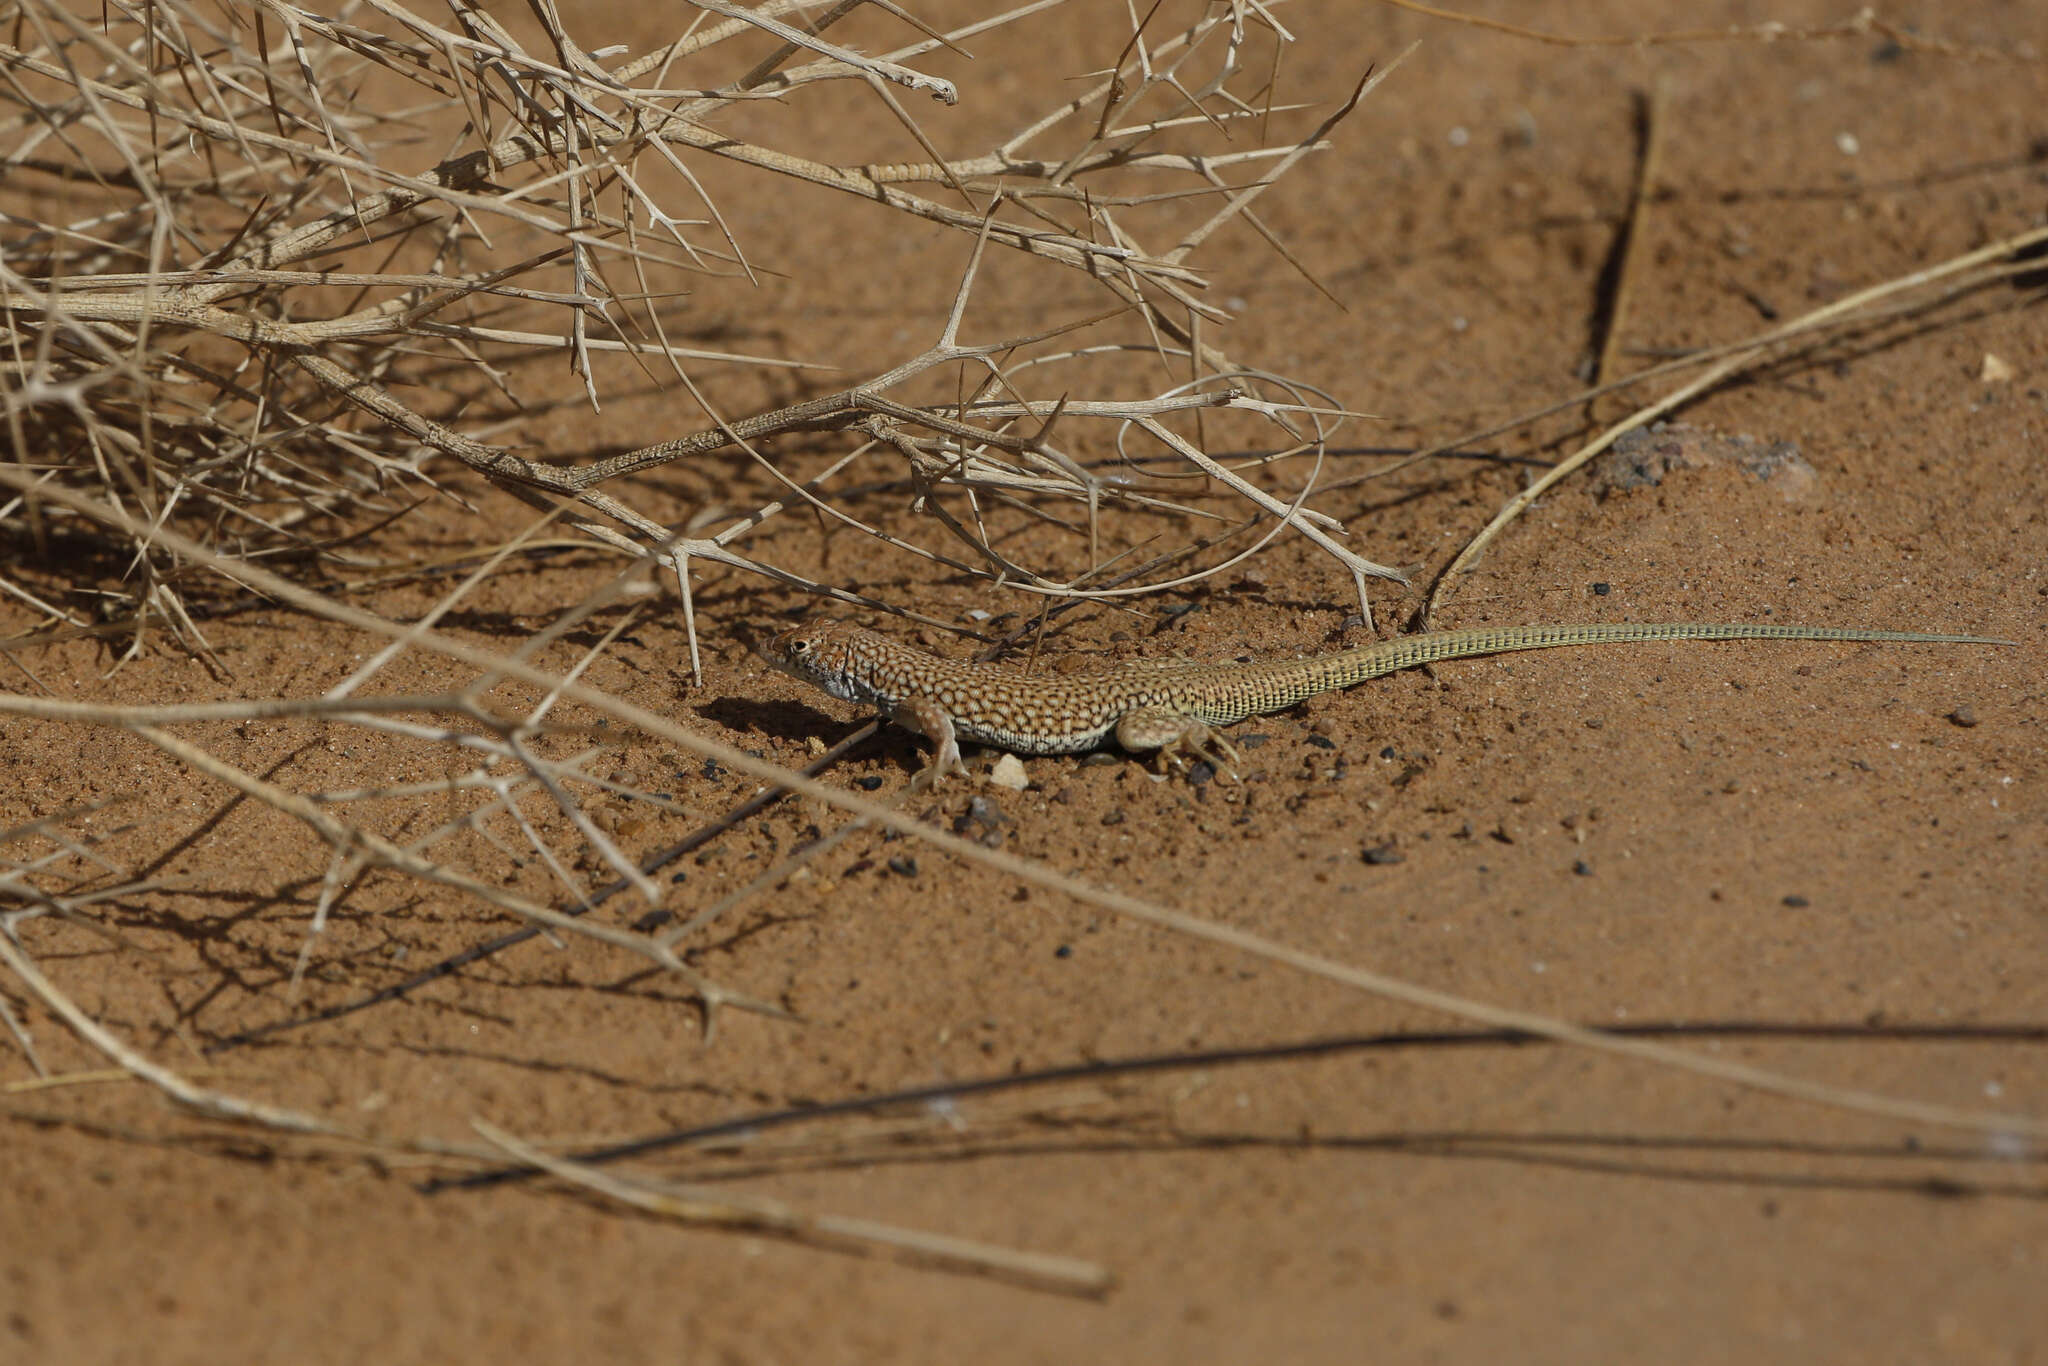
left=789, top=639, right=811, bottom=656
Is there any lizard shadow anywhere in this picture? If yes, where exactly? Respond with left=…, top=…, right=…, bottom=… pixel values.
left=696, top=695, right=842, bottom=745
left=694, top=695, right=919, bottom=773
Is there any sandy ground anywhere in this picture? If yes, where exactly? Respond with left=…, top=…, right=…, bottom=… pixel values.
left=4, top=2, right=2046, bottom=1361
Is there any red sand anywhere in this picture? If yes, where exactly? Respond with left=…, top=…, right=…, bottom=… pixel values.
left=3, top=3, right=2044, bottom=1361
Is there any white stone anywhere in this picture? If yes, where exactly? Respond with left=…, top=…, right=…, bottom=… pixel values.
left=987, top=754, right=1030, bottom=790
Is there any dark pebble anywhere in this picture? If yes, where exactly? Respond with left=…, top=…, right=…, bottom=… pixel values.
left=1101, top=808, right=1126, bottom=827
left=887, top=856, right=919, bottom=877
left=1305, top=734, right=1337, bottom=751
left=1573, top=860, right=1593, bottom=876
left=1361, top=842, right=1404, bottom=866
left=855, top=775, right=884, bottom=791
left=1948, top=705, right=1979, bottom=728
left=1781, top=894, right=1810, bottom=908
left=1054, top=944, right=1073, bottom=959
left=1592, top=582, right=1611, bottom=596
left=954, top=796, right=1008, bottom=837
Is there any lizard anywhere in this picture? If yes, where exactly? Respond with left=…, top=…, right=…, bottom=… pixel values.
left=758, top=617, right=2012, bottom=783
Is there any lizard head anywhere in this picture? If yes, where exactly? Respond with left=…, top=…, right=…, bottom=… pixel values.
left=756, top=619, right=874, bottom=704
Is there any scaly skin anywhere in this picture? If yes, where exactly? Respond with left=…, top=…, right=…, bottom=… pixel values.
left=759, top=618, right=2011, bottom=781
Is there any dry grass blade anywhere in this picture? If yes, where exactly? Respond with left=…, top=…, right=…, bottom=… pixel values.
left=1427, top=222, right=2048, bottom=615
left=1370, top=0, right=2034, bottom=59
left=0, top=928, right=346, bottom=1136
left=472, top=1119, right=1114, bottom=1296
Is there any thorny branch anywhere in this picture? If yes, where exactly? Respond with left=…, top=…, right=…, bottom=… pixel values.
left=2, top=0, right=1398, bottom=681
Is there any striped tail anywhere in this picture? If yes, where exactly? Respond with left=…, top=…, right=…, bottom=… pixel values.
left=1312, top=621, right=2014, bottom=693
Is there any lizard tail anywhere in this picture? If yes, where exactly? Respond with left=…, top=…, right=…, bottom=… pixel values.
left=1298, top=621, right=2014, bottom=696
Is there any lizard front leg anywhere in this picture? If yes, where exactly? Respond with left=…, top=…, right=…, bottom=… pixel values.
left=1113, top=706, right=1242, bottom=777
left=891, top=696, right=967, bottom=787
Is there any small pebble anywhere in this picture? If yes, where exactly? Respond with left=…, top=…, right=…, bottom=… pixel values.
left=854, top=775, right=884, bottom=791
left=987, top=754, right=1030, bottom=790
left=886, top=855, right=919, bottom=877
left=957, top=795, right=1008, bottom=834
left=1782, top=894, right=1810, bottom=908
left=1948, top=705, right=1980, bottom=728
left=1101, top=808, right=1126, bottom=827
left=1361, top=841, right=1404, bottom=866
left=1305, top=734, right=1337, bottom=751
left=1573, top=860, right=1594, bottom=877
left=1592, top=582, right=1611, bottom=596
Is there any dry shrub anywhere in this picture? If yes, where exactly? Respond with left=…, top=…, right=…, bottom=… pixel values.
left=2, top=0, right=1400, bottom=673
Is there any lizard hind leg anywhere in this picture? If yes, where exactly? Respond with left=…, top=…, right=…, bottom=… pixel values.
left=1114, top=706, right=1243, bottom=779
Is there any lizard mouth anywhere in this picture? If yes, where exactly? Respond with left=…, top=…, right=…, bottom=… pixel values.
left=749, top=623, right=800, bottom=661
left=753, top=642, right=803, bottom=677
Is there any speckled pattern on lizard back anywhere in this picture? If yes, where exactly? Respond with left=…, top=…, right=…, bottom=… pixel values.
left=758, top=618, right=2011, bottom=781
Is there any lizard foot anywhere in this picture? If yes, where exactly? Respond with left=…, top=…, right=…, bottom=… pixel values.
left=1115, top=708, right=1243, bottom=780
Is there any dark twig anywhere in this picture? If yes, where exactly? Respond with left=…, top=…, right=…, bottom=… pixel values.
left=426, top=1018, right=2048, bottom=1192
